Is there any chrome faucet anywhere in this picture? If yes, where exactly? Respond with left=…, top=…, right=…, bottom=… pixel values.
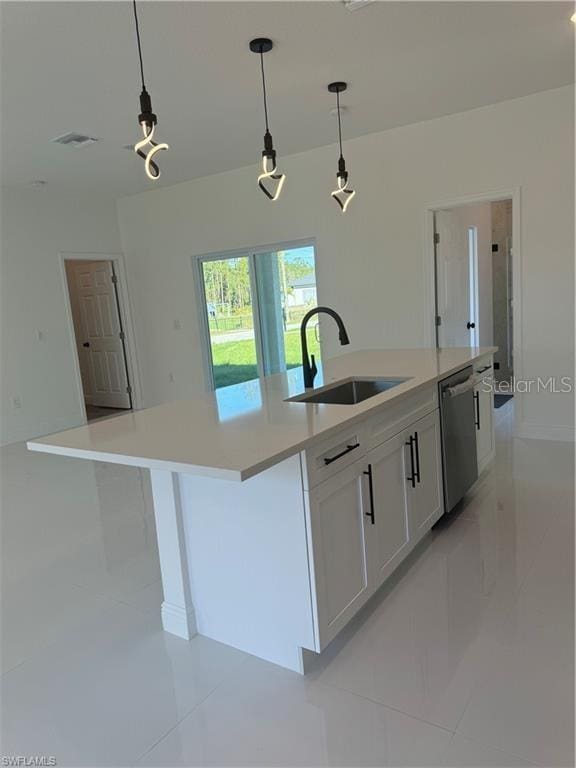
left=300, top=306, right=350, bottom=389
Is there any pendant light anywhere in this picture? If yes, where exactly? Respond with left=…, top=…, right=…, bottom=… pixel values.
left=249, top=38, right=286, bottom=201
left=132, top=0, right=169, bottom=180
left=328, top=82, right=356, bottom=212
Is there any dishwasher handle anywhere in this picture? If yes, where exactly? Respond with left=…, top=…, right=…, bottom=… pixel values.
left=441, top=376, right=476, bottom=398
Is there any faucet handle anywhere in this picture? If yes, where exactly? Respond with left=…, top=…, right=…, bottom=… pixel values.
left=310, top=354, right=318, bottom=381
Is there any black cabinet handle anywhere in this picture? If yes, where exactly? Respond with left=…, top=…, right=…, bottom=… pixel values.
left=405, top=435, right=416, bottom=488
left=467, top=321, right=475, bottom=329
left=414, top=431, right=421, bottom=484
left=324, top=443, right=360, bottom=465
left=363, top=464, right=375, bottom=525
left=473, top=391, right=480, bottom=430
left=82, top=341, right=90, bottom=348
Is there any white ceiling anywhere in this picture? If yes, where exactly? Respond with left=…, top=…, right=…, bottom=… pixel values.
left=1, top=1, right=573, bottom=197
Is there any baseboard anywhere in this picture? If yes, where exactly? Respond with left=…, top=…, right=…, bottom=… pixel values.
left=515, top=422, right=575, bottom=442
left=160, top=601, right=197, bottom=640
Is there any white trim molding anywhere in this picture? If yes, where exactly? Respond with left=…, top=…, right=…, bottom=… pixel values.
left=515, top=422, right=575, bottom=442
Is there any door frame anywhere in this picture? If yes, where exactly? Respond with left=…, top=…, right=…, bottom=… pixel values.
left=59, top=252, right=142, bottom=422
left=193, top=238, right=316, bottom=391
left=423, top=188, right=522, bottom=422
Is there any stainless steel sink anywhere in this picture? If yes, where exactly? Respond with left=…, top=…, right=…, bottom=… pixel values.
left=287, top=377, right=410, bottom=405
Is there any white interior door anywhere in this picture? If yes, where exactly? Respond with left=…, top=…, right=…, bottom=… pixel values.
left=435, top=210, right=476, bottom=347
left=73, top=261, right=131, bottom=408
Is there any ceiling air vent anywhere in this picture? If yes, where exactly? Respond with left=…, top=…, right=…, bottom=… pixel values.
left=50, top=132, right=99, bottom=149
left=343, top=0, right=375, bottom=10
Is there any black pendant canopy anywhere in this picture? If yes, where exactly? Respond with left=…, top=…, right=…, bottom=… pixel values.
left=132, top=0, right=168, bottom=180
left=250, top=37, right=286, bottom=201
left=328, top=81, right=356, bottom=212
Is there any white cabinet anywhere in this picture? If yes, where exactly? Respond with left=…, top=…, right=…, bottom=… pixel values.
left=364, top=431, right=411, bottom=590
left=474, top=381, right=495, bottom=474
left=405, top=410, right=444, bottom=544
left=366, top=410, right=443, bottom=582
left=306, top=408, right=444, bottom=649
left=306, top=459, right=372, bottom=647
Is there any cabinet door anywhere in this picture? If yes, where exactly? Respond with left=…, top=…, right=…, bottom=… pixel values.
left=364, top=432, right=411, bottom=590
left=306, top=460, right=372, bottom=648
left=407, top=409, right=444, bottom=542
left=475, top=384, right=495, bottom=473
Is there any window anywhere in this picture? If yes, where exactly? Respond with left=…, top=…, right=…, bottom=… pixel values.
left=197, top=243, right=319, bottom=389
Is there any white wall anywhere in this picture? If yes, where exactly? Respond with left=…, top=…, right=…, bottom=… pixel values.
left=117, top=86, right=574, bottom=441
left=0, top=188, right=122, bottom=445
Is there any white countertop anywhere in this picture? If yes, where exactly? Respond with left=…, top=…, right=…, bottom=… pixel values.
left=28, top=348, right=495, bottom=481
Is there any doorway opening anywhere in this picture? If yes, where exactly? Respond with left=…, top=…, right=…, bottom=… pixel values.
left=64, top=258, right=133, bottom=422
left=431, top=196, right=515, bottom=411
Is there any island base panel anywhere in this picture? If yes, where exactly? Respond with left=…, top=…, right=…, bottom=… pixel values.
left=151, top=456, right=319, bottom=672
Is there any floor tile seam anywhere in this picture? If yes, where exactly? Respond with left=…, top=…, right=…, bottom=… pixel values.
left=0, top=597, right=145, bottom=681
left=130, top=654, right=253, bottom=766
left=454, top=724, right=551, bottom=767
left=310, top=675, right=457, bottom=736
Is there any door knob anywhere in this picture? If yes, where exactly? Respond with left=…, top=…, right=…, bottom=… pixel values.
left=82, top=341, right=90, bottom=348
left=467, top=322, right=475, bottom=329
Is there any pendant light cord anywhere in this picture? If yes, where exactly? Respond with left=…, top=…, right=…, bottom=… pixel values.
left=336, top=90, right=344, bottom=160
left=259, top=50, right=270, bottom=133
left=133, top=0, right=146, bottom=90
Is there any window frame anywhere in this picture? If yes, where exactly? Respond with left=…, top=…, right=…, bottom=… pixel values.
left=193, top=238, right=317, bottom=391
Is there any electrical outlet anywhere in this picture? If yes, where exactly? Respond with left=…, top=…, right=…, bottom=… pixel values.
left=168, top=372, right=175, bottom=383
left=173, top=319, right=181, bottom=331
left=11, top=396, right=22, bottom=409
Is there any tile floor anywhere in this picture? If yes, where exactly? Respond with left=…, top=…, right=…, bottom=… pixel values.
left=1, top=401, right=573, bottom=767
left=85, top=404, right=131, bottom=422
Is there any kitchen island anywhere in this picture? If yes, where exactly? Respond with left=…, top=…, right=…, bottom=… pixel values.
left=28, top=348, right=495, bottom=672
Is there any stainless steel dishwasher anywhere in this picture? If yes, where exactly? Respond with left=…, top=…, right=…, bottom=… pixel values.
left=439, top=366, right=478, bottom=513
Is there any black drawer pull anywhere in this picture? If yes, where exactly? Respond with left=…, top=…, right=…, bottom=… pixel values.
left=414, top=430, right=421, bottom=484
left=324, top=443, right=360, bottom=465
left=363, top=464, right=375, bottom=524
left=406, top=435, right=416, bottom=488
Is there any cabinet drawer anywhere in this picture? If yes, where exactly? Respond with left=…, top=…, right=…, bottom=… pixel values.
left=366, top=385, right=438, bottom=451
left=302, top=423, right=366, bottom=490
